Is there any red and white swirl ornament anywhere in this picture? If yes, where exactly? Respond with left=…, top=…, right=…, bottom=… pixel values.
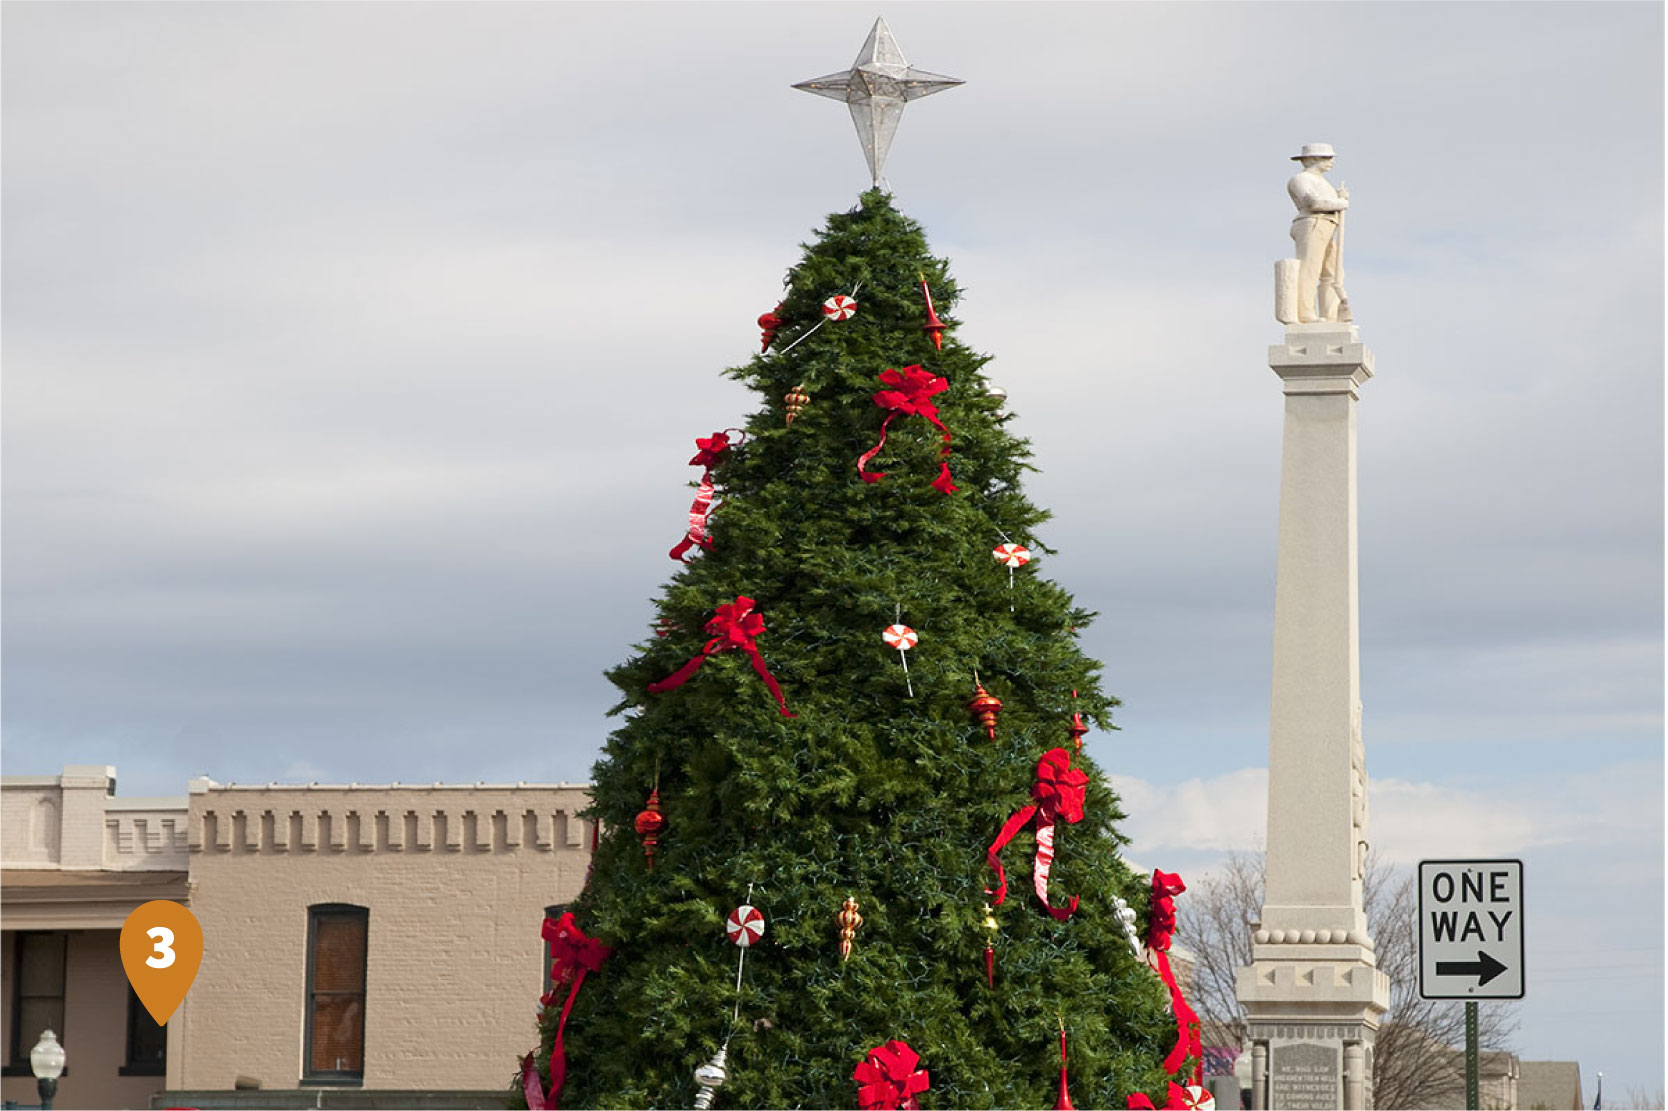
left=822, top=294, right=859, bottom=320
left=882, top=623, right=918, bottom=697
left=993, top=542, right=1031, bottom=569
left=726, top=904, right=766, bottom=947
left=992, top=541, right=1032, bottom=602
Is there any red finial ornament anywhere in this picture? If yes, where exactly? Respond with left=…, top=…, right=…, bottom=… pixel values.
left=969, top=676, right=1003, bottom=741
left=634, top=784, right=666, bottom=868
left=1067, top=690, right=1090, bottom=752
left=757, top=303, right=784, bottom=352
left=919, top=274, right=946, bottom=351
left=1054, top=1021, right=1075, bottom=1111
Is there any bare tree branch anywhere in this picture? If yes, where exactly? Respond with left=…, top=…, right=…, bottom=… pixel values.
left=1177, top=850, right=1519, bottom=1109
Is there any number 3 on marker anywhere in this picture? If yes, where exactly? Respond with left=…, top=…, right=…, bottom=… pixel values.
left=146, top=926, right=176, bottom=969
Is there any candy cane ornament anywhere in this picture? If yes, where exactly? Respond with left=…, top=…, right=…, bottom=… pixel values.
left=881, top=622, right=918, bottom=697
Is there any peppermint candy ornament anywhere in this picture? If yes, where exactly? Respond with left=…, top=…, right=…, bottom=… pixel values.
left=882, top=621, right=918, bottom=697
left=822, top=294, right=858, bottom=320
left=881, top=624, right=918, bottom=650
left=992, top=542, right=1032, bottom=569
left=992, top=541, right=1032, bottom=607
left=726, top=904, right=766, bottom=947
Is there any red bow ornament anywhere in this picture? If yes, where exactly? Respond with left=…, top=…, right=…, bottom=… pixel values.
left=757, top=303, right=784, bottom=352
left=854, top=1040, right=931, bottom=1111
left=1146, top=870, right=1203, bottom=1082
left=856, top=365, right=957, bottom=494
left=540, top=912, right=612, bottom=1108
left=646, top=596, right=795, bottom=717
left=986, top=747, right=1088, bottom=921
left=669, top=431, right=737, bottom=563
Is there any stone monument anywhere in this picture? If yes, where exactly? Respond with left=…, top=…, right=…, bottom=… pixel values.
left=1236, top=144, right=1390, bottom=1110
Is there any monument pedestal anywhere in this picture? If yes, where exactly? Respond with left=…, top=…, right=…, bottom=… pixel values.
left=1236, top=323, right=1390, bottom=1109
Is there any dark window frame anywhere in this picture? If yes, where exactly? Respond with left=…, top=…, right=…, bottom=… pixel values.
left=300, top=904, right=367, bottom=1086
left=118, top=984, right=167, bottom=1075
left=2, top=932, right=68, bottom=1078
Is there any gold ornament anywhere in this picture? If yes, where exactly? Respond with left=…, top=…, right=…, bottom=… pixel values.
left=837, top=895, right=863, bottom=960
left=784, top=384, right=810, bottom=425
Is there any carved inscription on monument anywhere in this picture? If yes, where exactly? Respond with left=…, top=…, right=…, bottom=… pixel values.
left=1270, top=1042, right=1341, bottom=1110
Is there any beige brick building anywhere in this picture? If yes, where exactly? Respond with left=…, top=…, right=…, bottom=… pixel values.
left=1, top=766, right=593, bottom=1110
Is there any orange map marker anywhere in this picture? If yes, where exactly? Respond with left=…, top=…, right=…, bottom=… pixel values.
left=120, top=900, right=203, bottom=1025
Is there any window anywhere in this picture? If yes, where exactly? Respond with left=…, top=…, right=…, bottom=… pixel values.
left=121, top=985, right=167, bottom=1075
left=303, top=905, right=367, bottom=1084
left=5, top=932, right=67, bottom=1076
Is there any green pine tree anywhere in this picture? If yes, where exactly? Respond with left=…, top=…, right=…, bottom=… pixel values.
left=519, top=190, right=1183, bottom=1110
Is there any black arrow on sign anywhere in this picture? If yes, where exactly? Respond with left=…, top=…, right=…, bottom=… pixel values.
left=1436, top=950, right=1508, bottom=986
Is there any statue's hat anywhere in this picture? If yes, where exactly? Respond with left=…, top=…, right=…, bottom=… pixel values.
left=1292, top=142, right=1337, bottom=161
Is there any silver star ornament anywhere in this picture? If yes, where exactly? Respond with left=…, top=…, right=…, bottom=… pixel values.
left=793, top=18, right=963, bottom=188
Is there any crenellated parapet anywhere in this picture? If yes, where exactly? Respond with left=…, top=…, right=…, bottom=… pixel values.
left=185, top=781, right=593, bottom=857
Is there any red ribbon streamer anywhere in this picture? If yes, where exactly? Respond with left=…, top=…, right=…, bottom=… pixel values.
left=857, top=366, right=957, bottom=493
left=521, top=1053, right=551, bottom=1110
left=541, top=912, right=612, bottom=1108
left=1146, top=871, right=1203, bottom=1083
left=669, top=431, right=736, bottom=562
left=646, top=595, right=795, bottom=717
left=986, top=748, right=1088, bottom=920
left=854, top=1040, right=931, bottom=1111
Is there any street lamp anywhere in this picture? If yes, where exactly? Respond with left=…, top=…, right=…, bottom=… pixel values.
left=28, top=1029, right=65, bottom=1110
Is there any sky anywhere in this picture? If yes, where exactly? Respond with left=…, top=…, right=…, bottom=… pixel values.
left=3, top=1, right=1662, bottom=1102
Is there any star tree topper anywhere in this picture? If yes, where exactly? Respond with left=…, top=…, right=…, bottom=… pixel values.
left=793, top=18, right=964, bottom=188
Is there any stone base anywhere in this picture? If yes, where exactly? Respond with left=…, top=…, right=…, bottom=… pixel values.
left=1237, top=954, right=1388, bottom=1110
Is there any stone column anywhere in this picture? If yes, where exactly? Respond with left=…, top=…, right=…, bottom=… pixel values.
left=1251, top=1042, right=1268, bottom=1110
left=1236, top=323, right=1389, bottom=1109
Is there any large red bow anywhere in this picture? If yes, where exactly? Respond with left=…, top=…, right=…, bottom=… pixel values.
left=857, top=366, right=957, bottom=493
left=987, top=748, right=1088, bottom=920
left=646, top=596, right=795, bottom=717
left=854, top=1040, right=931, bottom=1111
left=1144, top=870, right=1202, bottom=1082
left=1148, top=870, right=1185, bottom=953
left=540, top=913, right=612, bottom=1108
left=669, top=431, right=736, bottom=562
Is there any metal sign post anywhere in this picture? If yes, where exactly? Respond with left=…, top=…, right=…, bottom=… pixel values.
left=1418, top=860, right=1525, bottom=1111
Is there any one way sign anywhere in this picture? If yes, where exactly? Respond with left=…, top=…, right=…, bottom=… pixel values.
left=1418, top=859, right=1525, bottom=1000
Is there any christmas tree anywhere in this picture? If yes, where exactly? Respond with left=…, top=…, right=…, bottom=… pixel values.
left=515, top=188, right=1198, bottom=1111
